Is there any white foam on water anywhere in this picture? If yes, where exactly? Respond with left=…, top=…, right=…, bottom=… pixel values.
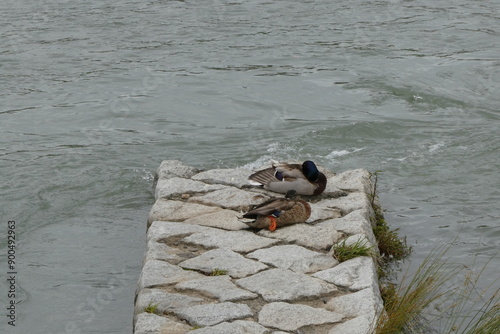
left=241, top=155, right=274, bottom=170
left=429, top=141, right=445, bottom=153
left=326, top=147, right=365, bottom=160
left=267, top=142, right=280, bottom=153
left=327, top=150, right=350, bottom=158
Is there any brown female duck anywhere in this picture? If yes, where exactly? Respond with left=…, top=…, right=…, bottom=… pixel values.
left=242, top=190, right=311, bottom=231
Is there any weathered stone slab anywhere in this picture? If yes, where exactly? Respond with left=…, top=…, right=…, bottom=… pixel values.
left=134, top=312, right=191, bottom=334
left=184, top=209, right=248, bottom=231
left=137, top=162, right=381, bottom=334
left=328, top=315, right=374, bottom=334
left=148, top=200, right=221, bottom=227
left=145, top=239, right=200, bottom=264
left=188, top=187, right=270, bottom=210
left=190, top=320, right=268, bottom=334
left=327, top=169, right=372, bottom=194
left=326, top=287, right=382, bottom=321
left=175, top=275, right=258, bottom=302
left=155, top=177, right=226, bottom=200
left=179, top=248, right=268, bottom=278
left=247, top=245, right=338, bottom=274
left=145, top=239, right=181, bottom=262
left=191, top=168, right=253, bottom=188
left=258, top=302, right=343, bottom=331
left=135, top=289, right=205, bottom=318
left=308, top=202, right=342, bottom=223
left=258, top=222, right=344, bottom=251
left=321, top=209, right=375, bottom=242
left=315, top=192, right=372, bottom=216
left=174, top=302, right=253, bottom=326
left=182, top=229, right=278, bottom=253
left=313, top=256, right=378, bottom=291
left=155, top=160, right=199, bottom=180
left=147, top=221, right=211, bottom=242
left=236, top=268, right=337, bottom=302
left=137, top=259, right=204, bottom=289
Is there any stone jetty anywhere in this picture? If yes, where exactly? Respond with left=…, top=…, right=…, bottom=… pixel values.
left=134, top=160, right=383, bottom=334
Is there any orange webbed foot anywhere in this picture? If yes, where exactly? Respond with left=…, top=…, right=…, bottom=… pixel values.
left=268, top=217, right=277, bottom=232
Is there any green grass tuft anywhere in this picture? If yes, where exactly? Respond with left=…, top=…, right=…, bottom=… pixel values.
left=376, top=244, right=458, bottom=334
left=144, top=302, right=159, bottom=314
left=209, top=268, right=228, bottom=276
left=375, top=244, right=500, bottom=334
left=369, top=171, right=499, bottom=334
left=372, top=210, right=412, bottom=260
left=379, top=282, right=399, bottom=311
left=190, top=325, right=204, bottom=330
left=333, top=238, right=373, bottom=262
left=369, top=171, right=412, bottom=261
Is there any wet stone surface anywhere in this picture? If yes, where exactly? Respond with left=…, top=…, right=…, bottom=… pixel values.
left=134, top=160, right=383, bottom=334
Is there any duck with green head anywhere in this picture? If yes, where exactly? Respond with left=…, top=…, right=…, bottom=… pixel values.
left=248, top=160, right=327, bottom=196
left=242, top=190, right=311, bottom=231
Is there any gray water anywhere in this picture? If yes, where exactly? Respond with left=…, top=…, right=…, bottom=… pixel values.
left=1, top=0, right=499, bottom=333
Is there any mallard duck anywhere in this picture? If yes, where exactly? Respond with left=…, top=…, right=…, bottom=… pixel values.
left=248, top=160, right=327, bottom=196
left=242, top=190, right=311, bottom=231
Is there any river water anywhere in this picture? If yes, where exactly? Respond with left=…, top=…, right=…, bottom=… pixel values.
left=1, top=0, right=498, bottom=333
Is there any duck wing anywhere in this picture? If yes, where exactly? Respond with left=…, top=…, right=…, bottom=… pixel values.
left=248, top=167, right=277, bottom=186
left=248, top=162, right=305, bottom=186
left=243, top=198, right=296, bottom=218
left=272, top=162, right=307, bottom=179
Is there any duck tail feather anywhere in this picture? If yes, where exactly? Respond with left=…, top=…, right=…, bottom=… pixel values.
left=248, top=167, right=276, bottom=185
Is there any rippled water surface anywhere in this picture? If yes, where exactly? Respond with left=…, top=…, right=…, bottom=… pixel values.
left=1, top=0, right=499, bottom=333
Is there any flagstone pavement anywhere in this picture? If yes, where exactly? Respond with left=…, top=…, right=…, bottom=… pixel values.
left=134, top=160, right=383, bottom=334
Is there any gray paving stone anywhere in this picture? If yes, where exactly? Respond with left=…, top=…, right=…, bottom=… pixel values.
left=312, top=256, right=378, bottom=291
left=137, top=259, right=205, bottom=289
left=258, top=302, right=343, bottom=331
left=321, top=209, right=375, bottom=243
left=328, top=315, right=374, bottom=334
left=179, top=248, right=268, bottom=278
left=175, top=275, right=258, bottom=302
left=147, top=221, right=211, bottom=242
left=134, top=312, right=191, bottom=334
left=155, top=160, right=199, bottom=180
left=191, top=168, right=253, bottom=188
left=148, top=199, right=221, bottom=227
left=326, top=287, right=382, bottom=321
left=174, top=302, right=253, bottom=326
left=258, top=222, right=344, bottom=251
left=247, top=245, right=338, bottom=273
left=182, top=229, right=278, bottom=253
left=145, top=239, right=200, bottom=264
left=145, top=239, right=179, bottom=262
left=137, top=163, right=381, bottom=334
left=236, top=268, right=337, bottom=302
left=327, top=169, right=372, bottom=194
left=184, top=209, right=249, bottom=230
left=308, top=202, right=342, bottom=223
left=135, top=288, right=205, bottom=318
left=188, top=187, right=270, bottom=210
left=155, top=177, right=226, bottom=199
left=313, top=192, right=372, bottom=217
left=189, top=320, right=269, bottom=334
